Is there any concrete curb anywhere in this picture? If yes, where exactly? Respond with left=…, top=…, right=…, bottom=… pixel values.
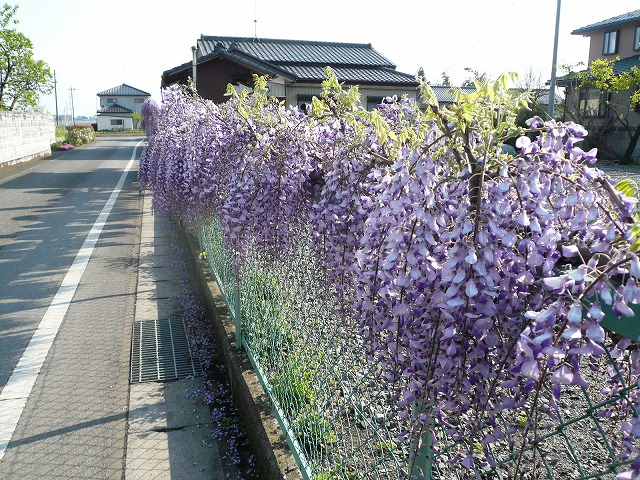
left=179, top=224, right=303, bottom=480
left=126, top=195, right=225, bottom=479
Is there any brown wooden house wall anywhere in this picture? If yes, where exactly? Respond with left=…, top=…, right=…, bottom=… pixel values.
left=196, top=59, right=253, bottom=104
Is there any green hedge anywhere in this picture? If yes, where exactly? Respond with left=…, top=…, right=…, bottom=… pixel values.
left=65, top=125, right=95, bottom=146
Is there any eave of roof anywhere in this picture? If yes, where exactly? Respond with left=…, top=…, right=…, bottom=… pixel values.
left=162, top=60, right=192, bottom=78
left=572, top=9, right=640, bottom=35
left=557, top=54, right=640, bottom=85
left=97, top=103, right=133, bottom=114
left=161, top=49, right=296, bottom=85
left=208, top=49, right=296, bottom=80
left=285, top=65, right=417, bottom=86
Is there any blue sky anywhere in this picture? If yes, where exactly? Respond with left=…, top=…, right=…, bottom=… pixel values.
left=11, top=0, right=640, bottom=117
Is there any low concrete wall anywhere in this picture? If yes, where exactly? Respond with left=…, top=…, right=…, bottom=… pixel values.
left=0, top=111, right=56, bottom=167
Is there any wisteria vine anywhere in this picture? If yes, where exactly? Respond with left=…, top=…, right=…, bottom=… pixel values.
left=140, top=70, right=640, bottom=478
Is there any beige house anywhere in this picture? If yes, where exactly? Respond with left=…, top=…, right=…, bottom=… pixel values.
left=560, top=9, right=640, bottom=161
left=161, top=36, right=419, bottom=110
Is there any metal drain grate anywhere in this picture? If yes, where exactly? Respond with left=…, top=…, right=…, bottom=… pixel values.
left=130, top=318, right=203, bottom=383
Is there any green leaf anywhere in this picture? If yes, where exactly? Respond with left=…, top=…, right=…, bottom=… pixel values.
left=616, top=179, right=639, bottom=198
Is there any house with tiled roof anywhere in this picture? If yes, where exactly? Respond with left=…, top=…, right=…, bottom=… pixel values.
left=559, top=9, right=640, bottom=161
left=571, top=9, right=640, bottom=62
left=161, top=36, right=419, bottom=109
left=96, top=84, right=151, bottom=131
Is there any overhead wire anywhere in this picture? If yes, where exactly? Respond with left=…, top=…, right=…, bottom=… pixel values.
left=442, top=0, right=520, bottom=76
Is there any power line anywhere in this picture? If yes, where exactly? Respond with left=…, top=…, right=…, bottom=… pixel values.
left=443, top=0, right=519, bottom=76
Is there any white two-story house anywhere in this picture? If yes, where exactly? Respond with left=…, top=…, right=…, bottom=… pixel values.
left=96, top=84, right=151, bottom=131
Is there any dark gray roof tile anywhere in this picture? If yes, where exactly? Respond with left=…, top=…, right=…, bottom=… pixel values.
left=572, top=9, right=640, bottom=34
left=613, top=54, right=640, bottom=74
left=164, top=36, right=418, bottom=89
left=97, top=104, right=133, bottom=114
left=430, top=85, right=476, bottom=103
left=557, top=54, right=640, bottom=83
left=283, top=65, right=417, bottom=85
left=198, top=36, right=396, bottom=68
left=97, top=83, right=151, bottom=97
left=194, top=36, right=416, bottom=86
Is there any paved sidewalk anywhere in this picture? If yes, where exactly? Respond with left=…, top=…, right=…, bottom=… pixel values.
left=125, top=194, right=225, bottom=479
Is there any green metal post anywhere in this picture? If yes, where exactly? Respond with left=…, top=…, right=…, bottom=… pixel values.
left=410, top=404, right=433, bottom=479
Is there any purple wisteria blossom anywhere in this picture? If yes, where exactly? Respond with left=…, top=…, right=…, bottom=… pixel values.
left=139, top=77, right=640, bottom=478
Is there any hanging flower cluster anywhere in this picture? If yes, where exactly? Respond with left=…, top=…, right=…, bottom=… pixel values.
left=140, top=98, right=161, bottom=138
left=139, top=70, right=640, bottom=478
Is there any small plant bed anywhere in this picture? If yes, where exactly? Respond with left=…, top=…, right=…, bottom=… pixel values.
left=52, top=143, right=74, bottom=151
left=51, top=125, right=96, bottom=150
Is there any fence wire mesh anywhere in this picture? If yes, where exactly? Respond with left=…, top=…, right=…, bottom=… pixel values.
left=196, top=219, right=640, bottom=480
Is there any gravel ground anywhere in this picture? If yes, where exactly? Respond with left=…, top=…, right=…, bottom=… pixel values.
left=597, top=161, right=640, bottom=184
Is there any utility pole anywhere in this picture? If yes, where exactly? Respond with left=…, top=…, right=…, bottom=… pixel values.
left=548, top=0, right=561, bottom=119
left=54, top=70, right=59, bottom=127
left=70, top=87, right=76, bottom=126
left=191, top=46, right=197, bottom=90
left=253, top=0, right=258, bottom=39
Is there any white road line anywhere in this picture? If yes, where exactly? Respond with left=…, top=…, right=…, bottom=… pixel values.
left=0, top=140, right=145, bottom=462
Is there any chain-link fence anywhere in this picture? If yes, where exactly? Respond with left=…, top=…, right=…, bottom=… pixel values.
left=196, top=218, right=640, bottom=480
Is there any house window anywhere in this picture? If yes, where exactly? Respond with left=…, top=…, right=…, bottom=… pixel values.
left=635, top=26, right=640, bottom=51
left=110, top=119, right=124, bottom=126
left=366, top=96, right=402, bottom=111
left=106, top=97, right=117, bottom=104
left=296, top=95, right=314, bottom=114
left=579, top=88, right=608, bottom=117
left=603, top=30, right=618, bottom=55
left=366, top=97, right=384, bottom=111
left=134, top=98, right=145, bottom=103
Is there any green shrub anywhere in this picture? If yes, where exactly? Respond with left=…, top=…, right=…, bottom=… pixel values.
left=241, top=268, right=294, bottom=367
left=65, top=125, right=95, bottom=145
left=315, top=462, right=359, bottom=480
left=295, top=409, right=337, bottom=452
left=271, top=349, right=317, bottom=416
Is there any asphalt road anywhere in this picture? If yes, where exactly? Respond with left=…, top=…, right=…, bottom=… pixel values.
left=0, top=136, right=145, bottom=479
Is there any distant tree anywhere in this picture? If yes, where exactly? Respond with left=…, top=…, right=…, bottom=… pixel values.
left=461, top=67, right=489, bottom=87
left=564, top=58, right=640, bottom=164
left=440, top=72, right=451, bottom=86
left=512, top=68, right=557, bottom=126
left=131, top=110, right=142, bottom=129
left=0, top=3, right=53, bottom=110
left=417, top=66, right=426, bottom=82
left=514, top=68, right=544, bottom=93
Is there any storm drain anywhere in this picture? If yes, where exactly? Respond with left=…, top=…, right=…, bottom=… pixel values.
left=130, top=318, right=203, bottom=383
